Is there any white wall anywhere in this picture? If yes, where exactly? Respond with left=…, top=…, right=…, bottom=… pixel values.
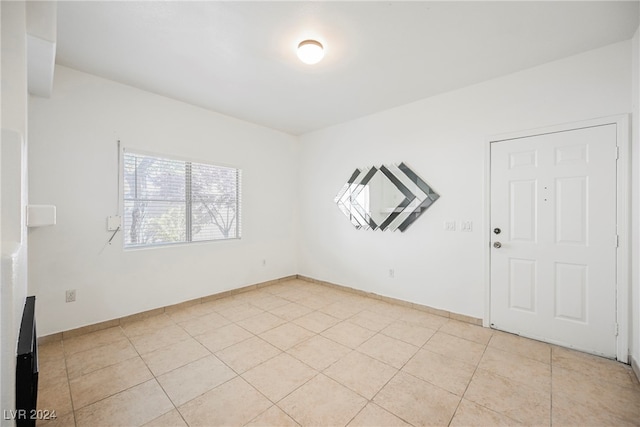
left=632, top=28, right=640, bottom=372
left=298, top=41, right=632, bottom=322
left=1, top=1, right=30, bottom=424
left=28, top=65, right=298, bottom=336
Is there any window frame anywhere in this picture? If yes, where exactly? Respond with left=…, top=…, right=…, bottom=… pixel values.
left=121, top=147, right=242, bottom=249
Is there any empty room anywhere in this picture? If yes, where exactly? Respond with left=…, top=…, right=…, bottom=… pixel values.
left=2, top=1, right=640, bottom=426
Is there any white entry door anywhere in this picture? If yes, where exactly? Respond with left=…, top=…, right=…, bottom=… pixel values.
left=490, top=124, right=618, bottom=358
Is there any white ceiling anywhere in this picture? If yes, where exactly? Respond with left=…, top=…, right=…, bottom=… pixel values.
left=56, top=1, right=639, bottom=135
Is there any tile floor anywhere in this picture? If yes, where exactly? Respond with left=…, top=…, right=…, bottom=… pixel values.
left=37, top=279, right=640, bottom=426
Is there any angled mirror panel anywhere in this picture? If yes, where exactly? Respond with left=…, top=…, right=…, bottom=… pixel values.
left=335, top=163, right=439, bottom=232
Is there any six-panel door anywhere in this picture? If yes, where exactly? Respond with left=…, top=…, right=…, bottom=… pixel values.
left=490, top=124, right=618, bottom=358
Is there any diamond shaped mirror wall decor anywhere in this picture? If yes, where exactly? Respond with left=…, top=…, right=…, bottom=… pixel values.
left=334, top=162, right=439, bottom=232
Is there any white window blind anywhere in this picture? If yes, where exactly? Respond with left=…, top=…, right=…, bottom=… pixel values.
left=123, top=150, right=241, bottom=247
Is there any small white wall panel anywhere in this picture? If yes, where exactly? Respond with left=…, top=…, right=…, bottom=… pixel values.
left=26, top=204, right=56, bottom=227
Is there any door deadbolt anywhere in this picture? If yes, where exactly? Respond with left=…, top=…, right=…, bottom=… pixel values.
left=493, top=242, right=502, bottom=249
left=493, top=228, right=501, bottom=234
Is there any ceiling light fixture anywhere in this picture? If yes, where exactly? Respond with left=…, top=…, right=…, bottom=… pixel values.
left=297, top=40, right=324, bottom=65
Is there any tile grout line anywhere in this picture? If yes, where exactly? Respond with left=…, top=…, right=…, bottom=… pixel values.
left=125, top=342, right=184, bottom=426
left=59, top=340, right=78, bottom=427
left=346, top=318, right=456, bottom=426
left=550, top=345, right=554, bottom=427
left=445, top=331, right=492, bottom=427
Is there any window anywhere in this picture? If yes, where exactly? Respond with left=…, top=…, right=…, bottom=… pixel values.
left=123, top=150, right=241, bottom=247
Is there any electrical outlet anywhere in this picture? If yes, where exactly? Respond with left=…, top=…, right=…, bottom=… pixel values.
left=65, top=289, right=76, bottom=303
left=389, top=269, right=395, bottom=278
left=461, top=221, right=473, bottom=232
left=444, top=220, right=456, bottom=231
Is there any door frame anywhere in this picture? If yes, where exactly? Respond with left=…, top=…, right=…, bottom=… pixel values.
left=483, top=114, right=630, bottom=362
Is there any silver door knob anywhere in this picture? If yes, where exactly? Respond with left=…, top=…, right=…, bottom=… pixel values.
left=493, top=242, right=502, bottom=248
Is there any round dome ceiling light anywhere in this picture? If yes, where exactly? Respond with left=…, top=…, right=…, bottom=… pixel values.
left=297, top=40, right=324, bottom=65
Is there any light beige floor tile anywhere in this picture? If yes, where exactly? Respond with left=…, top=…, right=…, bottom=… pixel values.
left=207, top=295, right=245, bottom=312
left=365, top=301, right=411, bottom=320
left=38, top=380, right=73, bottom=417
left=157, top=354, right=236, bottom=406
left=195, top=323, right=254, bottom=352
left=143, top=409, right=188, bottom=427
left=347, top=402, right=411, bottom=427
left=488, top=331, right=551, bottom=364
left=439, top=320, right=493, bottom=345
left=129, top=324, right=192, bottom=354
left=279, top=374, right=367, bottom=426
left=259, top=323, right=315, bottom=351
left=39, top=340, right=65, bottom=361
left=245, top=405, right=299, bottom=427
left=319, top=301, right=364, bottom=320
left=275, top=287, right=310, bottom=302
left=402, top=348, right=475, bottom=396
left=464, top=368, right=550, bottom=426
left=349, top=310, right=395, bottom=332
left=268, top=302, right=313, bottom=321
left=36, top=410, right=75, bottom=427
left=296, top=295, right=334, bottom=310
left=236, top=312, right=288, bottom=335
left=424, top=331, right=486, bottom=366
left=46, top=280, right=640, bottom=427
left=287, top=335, right=351, bottom=371
left=478, top=347, right=550, bottom=392
left=380, top=320, right=436, bottom=347
left=179, top=376, right=271, bottom=426
left=321, top=321, right=376, bottom=349
left=69, top=357, right=153, bottom=409
left=357, top=333, right=419, bottom=369
left=324, top=351, right=398, bottom=399
left=450, top=399, right=524, bottom=426
left=141, top=337, right=210, bottom=376
left=552, top=390, right=639, bottom=427
left=306, top=284, right=342, bottom=297
left=374, top=371, right=460, bottom=426
left=242, top=353, right=317, bottom=402
left=262, top=282, right=294, bottom=295
left=178, top=311, right=231, bottom=336
left=250, top=295, right=290, bottom=311
left=216, top=336, right=281, bottom=373
left=552, top=346, right=637, bottom=388
left=217, top=303, right=264, bottom=322
left=293, top=310, right=340, bottom=333
left=232, top=290, right=269, bottom=304
left=66, top=339, right=138, bottom=379
left=552, top=366, right=640, bottom=423
left=399, top=309, right=449, bottom=330
left=38, top=356, right=68, bottom=390
left=63, top=327, right=127, bottom=355
left=120, top=314, right=175, bottom=338
left=75, top=379, right=173, bottom=427
left=165, top=302, right=216, bottom=324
